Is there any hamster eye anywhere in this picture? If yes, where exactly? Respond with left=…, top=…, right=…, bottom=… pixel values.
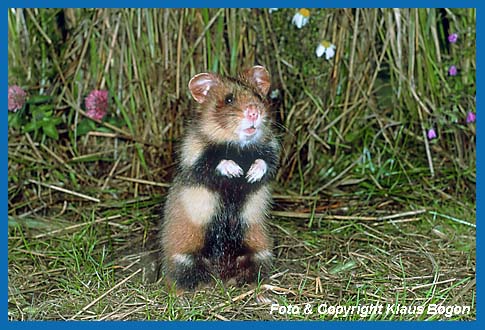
left=224, top=93, right=234, bottom=105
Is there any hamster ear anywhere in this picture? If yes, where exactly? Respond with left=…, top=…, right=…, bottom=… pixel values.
left=188, top=73, right=219, bottom=103
left=244, top=66, right=271, bottom=96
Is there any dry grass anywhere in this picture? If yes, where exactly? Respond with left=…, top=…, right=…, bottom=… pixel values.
left=8, top=8, right=475, bottom=320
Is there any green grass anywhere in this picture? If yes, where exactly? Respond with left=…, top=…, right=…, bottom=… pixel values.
left=8, top=194, right=475, bottom=320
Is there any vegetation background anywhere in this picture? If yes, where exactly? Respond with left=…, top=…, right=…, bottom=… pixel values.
left=8, top=8, right=476, bottom=320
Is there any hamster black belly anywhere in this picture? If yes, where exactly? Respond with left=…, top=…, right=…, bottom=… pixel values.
left=194, top=142, right=278, bottom=278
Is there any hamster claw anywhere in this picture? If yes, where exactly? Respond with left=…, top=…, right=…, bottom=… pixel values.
left=246, top=159, right=267, bottom=183
left=216, top=159, right=243, bottom=178
left=255, top=293, right=275, bottom=305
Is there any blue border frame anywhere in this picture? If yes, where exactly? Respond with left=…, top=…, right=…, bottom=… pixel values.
left=4, top=2, right=480, bottom=328
left=1, top=1, right=478, bottom=8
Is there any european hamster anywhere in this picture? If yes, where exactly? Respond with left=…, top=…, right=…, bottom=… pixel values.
left=160, top=65, right=279, bottom=290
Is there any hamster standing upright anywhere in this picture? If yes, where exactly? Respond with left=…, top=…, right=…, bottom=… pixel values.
left=160, top=65, right=279, bottom=290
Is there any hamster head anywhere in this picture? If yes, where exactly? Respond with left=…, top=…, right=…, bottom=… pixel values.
left=188, top=66, right=271, bottom=146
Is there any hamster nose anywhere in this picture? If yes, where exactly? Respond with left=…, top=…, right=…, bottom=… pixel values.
left=246, top=106, right=259, bottom=121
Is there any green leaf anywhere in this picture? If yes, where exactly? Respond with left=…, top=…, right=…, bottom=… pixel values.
left=106, top=116, right=125, bottom=128
left=42, top=122, right=59, bottom=140
left=8, top=112, right=22, bottom=129
left=23, top=120, right=41, bottom=132
left=27, top=95, right=53, bottom=105
left=96, top=126, right=114, bottom=133
left=50, top=117, right=63, bottom=125
left=76, top=118, right=96, bottom=136
left=31, top=107, right=46, bottom=121
left=37, top=104, right=54, bottom=116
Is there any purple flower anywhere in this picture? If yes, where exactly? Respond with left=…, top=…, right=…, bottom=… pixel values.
left=427, top=128, right=437, bottom=140
left=448, top=65, right=458, bottom=76
left=466, top=111, right=476, bottom=124
left=85, top=90, right=109, bottom=120
left=8, top=85, right=27, bottom=112
left=448, top=33, right=458, bottom=44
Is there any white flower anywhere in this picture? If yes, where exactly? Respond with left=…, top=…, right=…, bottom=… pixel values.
left=316, top=40, right=336, bottom=60
left=270, top=89, right=280, bottom=100
left=292, top=8, right=310, bottom=29
left=269, top=8, right=278, bottom=14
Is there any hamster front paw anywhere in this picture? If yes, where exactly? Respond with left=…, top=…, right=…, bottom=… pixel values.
left=216, top=159, right=244, bottom=178
left=246, top=159, right=267, bottom=183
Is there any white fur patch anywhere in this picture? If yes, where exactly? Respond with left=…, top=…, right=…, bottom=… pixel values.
left=241, top=186, right=270, bottom=224
left=216, top=159, right=243, bottom=178
left=237, top=118, right=264, bottom=146
left=172, top=253, right=193, bottom=266
left=180, top=186, right=219, bottom=226
left=181, top=136, right=204, bottom=167
left=246, top=159, right=268, bottom=183
left=254, top=250, right=272, bottom=261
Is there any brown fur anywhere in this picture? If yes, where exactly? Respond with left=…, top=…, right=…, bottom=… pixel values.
left=161, top=207, right=205, bottom=263
left=244, top=223, right=271, bottom=252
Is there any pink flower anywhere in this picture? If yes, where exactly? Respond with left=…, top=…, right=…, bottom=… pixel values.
left=448, top=65, right=458, bottom=76
left=448, top=33, right=458, bottom=44
left=8, top=85, right=27, bottom=112
left=427, top=128, right=437, bottom=140
left=466, top=111, right=476, bottom=124
left=85, top=90, right=108, bottom=121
